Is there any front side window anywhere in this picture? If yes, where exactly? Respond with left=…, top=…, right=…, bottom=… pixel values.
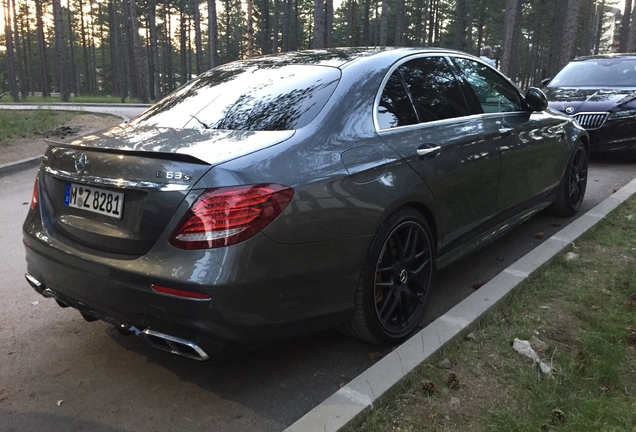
left=453, top=58, right=524, bottom=113
left=131, top=64, right=340, bottom=132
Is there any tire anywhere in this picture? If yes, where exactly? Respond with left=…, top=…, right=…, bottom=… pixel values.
left=551, top=141, right=588, bottom=217
left=340, top=208, right=435, bottom=345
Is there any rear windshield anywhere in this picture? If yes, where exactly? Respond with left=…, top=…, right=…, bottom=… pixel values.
left=548, top=58, right=636, bottom=87
left=131, top=64, right=341, bottom=131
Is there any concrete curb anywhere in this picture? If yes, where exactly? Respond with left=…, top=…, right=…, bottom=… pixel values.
left=284, top=176, right=636, bottom=432
left=0, top=156, right=42, bottom=178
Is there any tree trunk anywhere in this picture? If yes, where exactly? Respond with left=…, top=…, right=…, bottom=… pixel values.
left=395, top=0, right=405, bottom=46
left=20, top=1, right=33, bottom=95
left=313, top=0, right=326, bottom=48
left=34, top=0, right=50, bottom=97
left=52, top=0, right=70, bottom=101
left=628, top=2, right=636, bottom=52
left=273, top=0, right=280, bottom=53
left=79, top=0, right=93, bottom=94
left=427, top=0, right=437, bottom=46
left=558, top=0, right=582, bottom=70
left=207, top=0, right=218, bottom=67
left=501, top=0, right=520, bottom=77
left=192, top=0, right=204, bottom=71
left=180, top=11, right=188, bottom=83
left=246, top=0, right=254, bottom=56
left=325, top=0, right=332, bottom=47
left=148, top=0, right=161, bottom=99
left=127, top=0, right=149, bottom=102
left=620, top=0, right=632, bottom=52
left=282, top=0, right=291, bottom=51
left=379, top=0, right=387, bottom=46
left=11, top=0, right=27, bottom=98
left=3, top=0, right=19, bottom=101
left=165, top=0, right=174, bottom=92
left=66, top=2, right=78, bottom=96
left=363, top=0, right=371, bottom=45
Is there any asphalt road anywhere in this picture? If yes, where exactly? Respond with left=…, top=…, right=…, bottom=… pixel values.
left=1, top=155, right=635, bottom=432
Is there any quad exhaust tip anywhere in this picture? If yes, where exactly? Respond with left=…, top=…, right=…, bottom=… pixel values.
left=141, top=329, right=210, bottom=361
left=24, top=273, right=210, bottom=361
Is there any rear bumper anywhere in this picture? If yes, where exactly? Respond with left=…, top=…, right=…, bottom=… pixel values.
left=22, top=222, right=369, bottom=356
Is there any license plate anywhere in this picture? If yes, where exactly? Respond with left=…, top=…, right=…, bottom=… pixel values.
left=64, top=183, right=124, bottom=219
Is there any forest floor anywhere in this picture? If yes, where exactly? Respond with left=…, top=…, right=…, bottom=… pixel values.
left=0, top=111, right=122, bottom=166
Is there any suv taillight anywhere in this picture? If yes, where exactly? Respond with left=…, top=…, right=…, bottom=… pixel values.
left=169, top=184, right=294, bottom=250
left=30, top=175, right=39, bottom=209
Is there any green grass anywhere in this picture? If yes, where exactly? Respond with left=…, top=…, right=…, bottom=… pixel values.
left=348, top=197, right=636, bottom=432
left=1, top=95, right=150, bottom=104
left=0, top=109, right=85, bottom=143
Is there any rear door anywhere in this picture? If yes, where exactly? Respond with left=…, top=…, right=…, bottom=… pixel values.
left=376, top=54, right=501, bottom=252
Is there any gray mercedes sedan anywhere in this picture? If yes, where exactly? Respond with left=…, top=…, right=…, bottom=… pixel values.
left=23, top=47, right=589, bottom=360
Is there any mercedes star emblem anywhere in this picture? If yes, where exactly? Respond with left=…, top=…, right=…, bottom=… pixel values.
left=75, top=153, right=88, bottom=171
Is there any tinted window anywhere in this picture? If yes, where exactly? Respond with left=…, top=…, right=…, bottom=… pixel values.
left=377, top=72, right=419, bottom=129
left=398, top=57, right=471, bottom=123
left=549, top=58, right=636, bottom=87
left=454, top=58, right=524, bottom=113
left=131, top=64, right=340, bottom=131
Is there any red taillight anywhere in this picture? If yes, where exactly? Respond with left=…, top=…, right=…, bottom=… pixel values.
left=30, top=175, right=39, bottom=209
left=169, top=184, right=294, bottom=250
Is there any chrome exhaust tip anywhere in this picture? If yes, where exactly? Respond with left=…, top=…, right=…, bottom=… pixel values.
left=25, top=273, right=44, bottom=293
left=141, top=329, right=210, bottom=361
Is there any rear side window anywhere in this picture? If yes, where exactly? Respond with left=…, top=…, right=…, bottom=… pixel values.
left=376, top=56, right=471, bottom=130
left=398, top=57, right=471, bottom=123
left=377, top=73, right=419, bottom=129
left=131, top=64, right=340, bottom=131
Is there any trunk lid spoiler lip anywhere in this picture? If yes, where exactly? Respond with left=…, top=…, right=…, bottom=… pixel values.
left=43, top=126, right=296, bottom=166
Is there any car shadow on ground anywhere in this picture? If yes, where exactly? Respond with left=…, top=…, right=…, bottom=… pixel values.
left=108, top=325, right=388, bottom=427
left=591, top=150, right=636, bottom=165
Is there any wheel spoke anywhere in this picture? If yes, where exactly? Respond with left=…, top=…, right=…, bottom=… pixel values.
left=410, top=256, right=431, bottom=275
left=379, top=289, right=400, bottom=321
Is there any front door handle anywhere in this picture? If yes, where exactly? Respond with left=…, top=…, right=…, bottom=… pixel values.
left=499, top=127, right=514, bottom=135
left=416, top=145, right=441, bottom=157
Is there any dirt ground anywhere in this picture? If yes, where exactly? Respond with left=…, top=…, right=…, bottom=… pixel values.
left=0, top=114, right=123, bottom=166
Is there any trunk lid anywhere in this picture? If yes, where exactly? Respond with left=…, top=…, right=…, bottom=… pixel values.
left=38, top=126, right=294, bottom=255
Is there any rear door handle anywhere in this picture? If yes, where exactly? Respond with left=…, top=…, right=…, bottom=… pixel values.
left=416, top=145, right=441, bottom=157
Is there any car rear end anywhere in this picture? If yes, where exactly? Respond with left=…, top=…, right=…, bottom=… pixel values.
left=22, top=55, right=355, bottom=360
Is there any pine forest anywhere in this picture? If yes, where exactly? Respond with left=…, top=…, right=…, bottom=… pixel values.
left=1, top=0, right=635, bottom=103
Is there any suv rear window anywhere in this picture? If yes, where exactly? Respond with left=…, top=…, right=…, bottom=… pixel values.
left=132, top=64, right=340, bottom=131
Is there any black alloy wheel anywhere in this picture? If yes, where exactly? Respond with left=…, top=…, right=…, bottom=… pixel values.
left=568, top=145, right=588, bottom=210
left=340, top=208, right=434, bottom=345
left=551, top=141, right=588, bottom=217
left=374, top=220, right=433, bottom=338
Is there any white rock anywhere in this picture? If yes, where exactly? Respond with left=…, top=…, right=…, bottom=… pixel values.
left=512, top=338, right=551, bottom=375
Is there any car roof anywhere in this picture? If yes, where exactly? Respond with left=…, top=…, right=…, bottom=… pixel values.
left=228, top=47, right=471, bottom=69
left=573, top=53, right=636, bottom=61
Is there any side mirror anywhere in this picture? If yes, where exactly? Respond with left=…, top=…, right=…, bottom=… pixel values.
left=525, top=87, right=548, bottom=111
left=541, top=78, right=552, bottom=87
